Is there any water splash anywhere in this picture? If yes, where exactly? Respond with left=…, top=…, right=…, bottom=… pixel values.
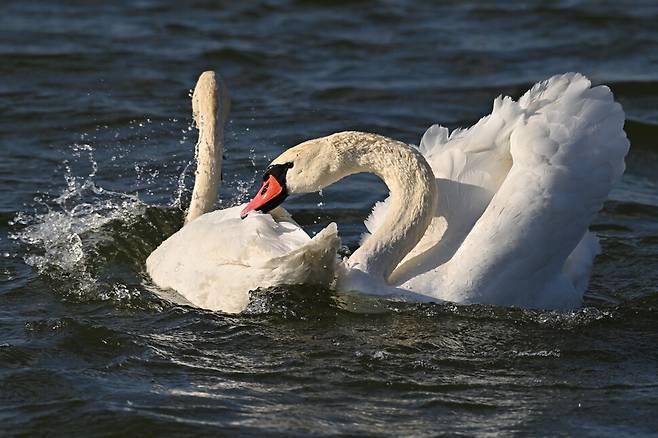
left=8, top=116, right=264, bottom=308
left=171, top=157, right=194, bottom=209
left=10, top=142, right=147, bottom=302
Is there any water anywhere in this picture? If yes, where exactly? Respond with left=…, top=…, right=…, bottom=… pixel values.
left=2, top=1, right=658, bottom=436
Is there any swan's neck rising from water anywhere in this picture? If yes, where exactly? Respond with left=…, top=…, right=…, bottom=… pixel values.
left=326, top=132, right=438, bottom=281
left=185, top=71, right=229, bottom=224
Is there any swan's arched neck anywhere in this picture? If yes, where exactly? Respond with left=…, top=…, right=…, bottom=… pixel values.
left=317, top=132, right=438, bottom=281
left=185, top=71, right=230, bottom=224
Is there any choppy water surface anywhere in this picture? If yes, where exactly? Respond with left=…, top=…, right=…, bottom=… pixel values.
left=2, top=1, right=658, bottom=436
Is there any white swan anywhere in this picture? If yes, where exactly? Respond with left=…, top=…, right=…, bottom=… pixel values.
left=146, top=71, right=339, bottom=313
left=242, top=73, right=629, bottom=309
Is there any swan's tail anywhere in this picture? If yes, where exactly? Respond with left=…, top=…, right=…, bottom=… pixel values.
left=267, top=223, right=340, bottom=288
left=185, top=71, right=231, bottom=224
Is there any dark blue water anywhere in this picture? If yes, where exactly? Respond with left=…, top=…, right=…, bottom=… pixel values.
left=2, top=1, right=658, bottom=436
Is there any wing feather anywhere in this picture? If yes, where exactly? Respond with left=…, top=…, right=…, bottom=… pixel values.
left=438, top=73, right=628, bottom=307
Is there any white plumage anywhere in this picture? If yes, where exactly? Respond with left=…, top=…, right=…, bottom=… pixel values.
left=149, top=72, right=629, bottom=313
left=147, top=206, right=339, bottom=313
left=362, top=73, right=629, bottom=308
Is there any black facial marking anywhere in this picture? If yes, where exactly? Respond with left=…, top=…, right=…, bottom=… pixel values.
left=263, top=162, right=294, bottom=183
left=256, top=162, right=294, bottom=213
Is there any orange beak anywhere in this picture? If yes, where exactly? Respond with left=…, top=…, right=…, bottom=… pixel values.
left=240, top=175, right=285, bottom=219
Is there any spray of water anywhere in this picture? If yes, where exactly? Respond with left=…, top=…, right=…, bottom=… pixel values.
left=8, top=141, right=147, bottom=301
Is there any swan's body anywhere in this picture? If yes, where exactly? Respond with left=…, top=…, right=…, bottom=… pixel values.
left=147, top=206, right=338, bottom=313
left=146, top=72, right=339, bottom=313
left=254, top=73, right=628, bottom=310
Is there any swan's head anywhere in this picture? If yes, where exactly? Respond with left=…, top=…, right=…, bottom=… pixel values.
left=240, top=135, right=343, bottom=219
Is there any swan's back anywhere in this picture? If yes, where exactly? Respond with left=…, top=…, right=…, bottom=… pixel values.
left=147, top=205, right=340, bottom=313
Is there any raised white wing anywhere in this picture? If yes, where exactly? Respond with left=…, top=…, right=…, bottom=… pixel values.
left=434, top=73, right=629, bottom=308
